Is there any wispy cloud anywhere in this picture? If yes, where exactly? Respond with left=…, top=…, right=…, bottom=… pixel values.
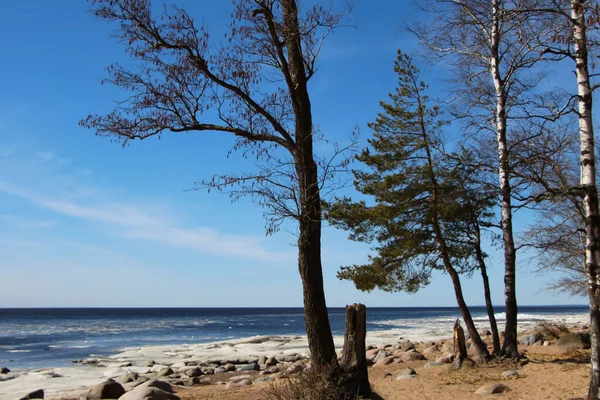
left=0, top=147, right=295, bottom=263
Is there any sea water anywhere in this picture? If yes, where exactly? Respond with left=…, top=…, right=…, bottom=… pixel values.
left=0, top=306, right=588, bottom=370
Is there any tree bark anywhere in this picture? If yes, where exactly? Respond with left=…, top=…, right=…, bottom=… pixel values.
left=474, top=225, right=501, bottom=355
left=569, top=2, right=600, bottom=399
left=490, top=0, right=518, bottom=358
left=282, top=0, right=337, bottom=369
left=339, top=304, right=371, bottom=397
left=452, top=319, right=475, bottom=370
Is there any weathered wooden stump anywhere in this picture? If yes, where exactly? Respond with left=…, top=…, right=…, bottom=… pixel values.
left=452, top=319, right=476, bottom=370
left=339, top=303, right=371, bottom=397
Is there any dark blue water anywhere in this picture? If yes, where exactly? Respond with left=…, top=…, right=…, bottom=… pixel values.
left=0, top=306, right=588, bottom=369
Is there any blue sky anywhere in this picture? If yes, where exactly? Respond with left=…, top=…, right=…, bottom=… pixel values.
left=0, top=0, right=585, bottom=307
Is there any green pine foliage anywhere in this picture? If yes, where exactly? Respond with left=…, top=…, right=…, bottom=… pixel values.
left=325, top=51, right=493, bottom=294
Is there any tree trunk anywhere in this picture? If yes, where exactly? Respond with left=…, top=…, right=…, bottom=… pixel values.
left=282, top=0, right=337, bottom=369
left=339, top=304, right=371, bottom=397
left=569, top=2, right=600, bottom=399
left=474, top=226, right=501, bottom=355
left=490, top=0, right=518, bottom=358
left=452, top=319, right=475, bottom=370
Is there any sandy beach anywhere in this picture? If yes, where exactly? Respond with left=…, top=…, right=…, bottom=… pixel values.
left=0, top=314, right=592, bottom=400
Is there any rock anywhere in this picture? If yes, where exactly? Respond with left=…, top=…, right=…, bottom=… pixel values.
left=118, top=387, right=180, bottom=400
left=120, top=362, right=133, bottom=367
left=116, top=372, right=139, bottom=384
left=441, top=341, right=455, bottom=353
left=0, top=367, right=10, bottom=374
left=543, top=341, right=550, bottom=346
left=260, top=369, right=272, bottom=375
left=399, top=339, right=415, bottom=352
left=145, top=360, right=156, bottom=367
left=480, top=329, right=492, bottom=336
left=475, top=383, right=511, bottom=395
left=502, top=370, right=519, bottom=378
left=184, top=377, right=210, bottom=386
left=423, top=345, right=439, bottom=359
left=373, top=350, right=389, bottom=363
left=136, top=380, right=174, bottom=393
left=87, top=379, right=126, bottom=400
left=286, top=362, right=304, bottom=374
left=214, top=367, right=227, bottom=374
left=254, top=377, right=272, bottom=384
left=184, top=367, right=203, bottom=377
left=422, top=341, right=436, bottom=348
left=396, top=368, right=416, bottom=380
left=436, top=355, right=454, bottom=364
left=229, top=374, right=253, bottom=382
left=519, top=333, right=543, bottom=346
left=366, top=349, right=379, bottom=361
left=223, top=363, right=236, bottom=372
left=424, top=361, right=446, bottom=368
left=258, top=356, right=267, bottom=365
left=265, top=356, right=278, bottom=366
left=19, top=390, right=44, bottom=400
left=557, top=332, right=591, bottom=351
left=401, top=351, right=426, bottom=362
left=375, top=356, right=395, bottom=366
left=157, top=367, right=173, bottom=377
left=237, top=363, right=260, bottom=372
left=226, top=379, right=252, bottom=389
left=201, top=367, right=214, bottom=375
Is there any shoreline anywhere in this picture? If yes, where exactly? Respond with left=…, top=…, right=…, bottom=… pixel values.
left=0, top=312, right=590, bottom=399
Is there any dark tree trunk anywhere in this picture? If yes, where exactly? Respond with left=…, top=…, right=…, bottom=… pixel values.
left=473, top=227, right=501, bottom=355
left=339, top=304, right=371, bottom=397
left=452, top=319, right=475, bottom=370
left=282, top=0, right=337, bottom=369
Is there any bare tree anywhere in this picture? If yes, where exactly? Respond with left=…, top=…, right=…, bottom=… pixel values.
left=80, top=0, right=354, bottom=378
left=412, top=0, right=556, bottom=358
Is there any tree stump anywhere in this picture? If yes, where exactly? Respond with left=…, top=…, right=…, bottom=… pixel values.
left=339, top=303, right=371, bottom=397
left=452, top=319, right=476, bottom=370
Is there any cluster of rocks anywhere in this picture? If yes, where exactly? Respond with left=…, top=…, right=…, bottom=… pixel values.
left=16, top=353, right=311, bottom=399
left=365, top=338, right=460, bottom=368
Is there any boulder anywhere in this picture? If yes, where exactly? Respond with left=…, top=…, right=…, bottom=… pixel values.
left=396, top=368, right=416, bottom=380
left=557, top=332, right=591, bottom=351
left=118, top=387, right=179, bottom=400
left=422, top=341, right=436, bottom=348
left=87, top=379, right=126, bottom=400
left=184, top=367, right=203, bottom=378
left=116, top=372, right=139, bottom=384
left=19, top=390, right=44, bottom=400
left=373, top=350, right=389, bottom=363
left=401, top=351, right=426, bottom=362
left=399, top=339, right=415, bottom=352
left=136, top=380, right=174, bottom=393
left=502, top=370, right=519, bottom=378
left=366, top=349, right=379, bottom=361
left=265, top=356, right=278, bottom=366
left=519, top=333, right=543, bottom=346
left=441, top=341, right=455, bottom=353
left=375, top=356, right=395, bottom=366
left=223, top=363, right=236, bottom=372
left=237, top=363, right=260, bottom=372
left=257, top=356, right=267, bottom=365
left=0, top=367, right=10, bottom=374
left=157, top=367, right=173, bottom=377
left=423, top=345, right=439, bottom=360
left=475, top=383, right=510, bottom=395
left=144, top=361, right=156, bottom=367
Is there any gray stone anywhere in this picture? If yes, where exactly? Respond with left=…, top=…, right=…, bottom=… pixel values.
left=223, top=363, right=236, bottom=372
left=145, top=360, right=156, bottom=367
left=399, top=339, right=415, bottom=352
left=557, top=332, right=591, bottom=351
left=375, top=356, right=395, bottom=366
left=0, top=367, right=10, bottom=374
left=258, top=356, right=267, bottom=365
left=373, top=350, right=389, bottom=362
left=87, top=379, right=126, bottom=400
left=136, top=380, right=174, bottom=393
left=475, top=383, right=511, bottom=395
left=502, top=370, right=519, bottom=378
left=424, top=361, right=446, bottom=368
left=214, top=367, right=227, bottom=374
left=519, top=333, right=543, bottom=346
left=116, top=373, right=139, bottom=384
left=157, top=367, right=173, bottom=377
left=201, top=367, right=214, bottom=375
left=19, top=390, right=44, bottom=400
left=118, top=387, right=180, bottom=400
left=254, top=377, right=272, bottom=384
left=236, top=363, right=259, bottom=372
left=265, top=356, right=278, bottom=366
left=396, top=368, right=417, bottom=380
left=184, top=367, right=203, bottom=378
left=401, top=351, right=426, bottom=362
